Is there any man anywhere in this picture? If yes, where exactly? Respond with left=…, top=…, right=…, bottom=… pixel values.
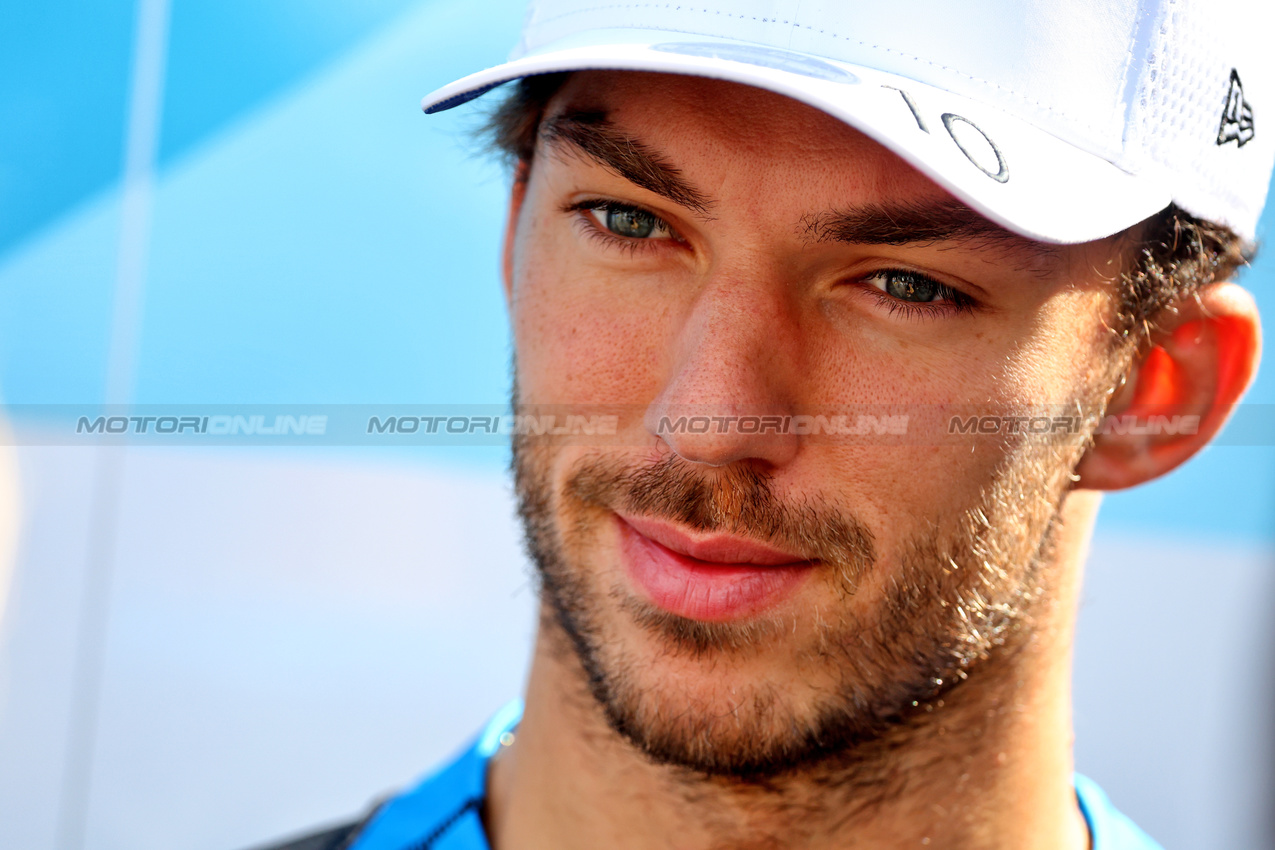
left=256, top=1, right=1271, bottom=848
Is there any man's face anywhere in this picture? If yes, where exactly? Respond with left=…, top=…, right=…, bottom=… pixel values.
left=507, top=72, right=1127, bottom=778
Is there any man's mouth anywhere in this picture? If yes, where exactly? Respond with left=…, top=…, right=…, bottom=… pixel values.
left=614, top=513, right=815, bottom=622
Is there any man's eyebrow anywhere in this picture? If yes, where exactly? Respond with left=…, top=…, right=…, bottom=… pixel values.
left=539, top=109, right=715, bottom=217
left=801, top=200, right=1057, bottom=259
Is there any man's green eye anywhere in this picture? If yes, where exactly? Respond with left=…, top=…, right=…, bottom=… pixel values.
left=608, top=207, right=656, bottom=238
left=867, top=269, right=947, bottom=303
left=587, top=205, right=672, bottom=240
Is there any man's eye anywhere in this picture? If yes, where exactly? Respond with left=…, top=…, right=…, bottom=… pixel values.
left=588, top=205, right=673, bottom=240
left=864, top=269, right=954, bottom=303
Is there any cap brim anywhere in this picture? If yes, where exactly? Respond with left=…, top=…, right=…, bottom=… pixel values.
left=422, top=29, right=1170, bottom=245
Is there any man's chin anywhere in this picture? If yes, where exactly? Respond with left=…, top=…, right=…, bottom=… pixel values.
left=547, top=590, right=920, bottom=781
left=575, top=635, right=920, bottom=781
left=535, top=516, right=954, bottom=780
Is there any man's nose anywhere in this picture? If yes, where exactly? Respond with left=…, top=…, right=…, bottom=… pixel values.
left=644, top=277, right=801, bottom=469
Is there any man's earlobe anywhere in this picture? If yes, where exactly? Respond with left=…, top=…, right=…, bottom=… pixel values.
left=501, top=161, right=531, bottom=308
left=1073, top=282, right=1260, bottom=491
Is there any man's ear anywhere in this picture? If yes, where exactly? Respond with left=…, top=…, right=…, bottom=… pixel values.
left=501, top=161, right=530, bottom=309
left=1073, top=281, right=1260, bottom=491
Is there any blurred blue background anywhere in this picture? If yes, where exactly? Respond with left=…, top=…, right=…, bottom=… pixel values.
left=0, top=2, right=1271, bottom=849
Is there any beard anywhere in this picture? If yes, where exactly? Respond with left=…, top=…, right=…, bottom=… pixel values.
left=512, top=405, right=1084, bottom=782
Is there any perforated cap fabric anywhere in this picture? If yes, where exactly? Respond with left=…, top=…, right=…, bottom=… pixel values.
left=422, top=0, right=1275, bottom=244
left=1123, top=0, right=1271, bottom=238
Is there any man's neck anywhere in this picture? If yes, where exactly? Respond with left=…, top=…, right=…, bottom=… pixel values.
left=486, top=493, right=1101, bottom=850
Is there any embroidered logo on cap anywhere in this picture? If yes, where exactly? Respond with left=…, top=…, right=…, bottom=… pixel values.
left=1217, top=69, right=1255, bottom=148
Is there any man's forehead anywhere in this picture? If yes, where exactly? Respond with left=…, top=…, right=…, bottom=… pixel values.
left=546, top=70, right=911, bottom=169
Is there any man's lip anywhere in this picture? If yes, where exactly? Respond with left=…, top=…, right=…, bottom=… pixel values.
left=616, top=513, right=812, bottom=566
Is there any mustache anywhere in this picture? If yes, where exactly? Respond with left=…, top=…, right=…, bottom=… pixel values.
left=563, top=452, right=878, bottom=577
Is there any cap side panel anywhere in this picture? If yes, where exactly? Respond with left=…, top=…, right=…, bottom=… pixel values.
left=1123, top=0, right=1275, bottom=239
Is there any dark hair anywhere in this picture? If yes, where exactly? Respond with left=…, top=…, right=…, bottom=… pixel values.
left=1110, top=205, right=1251, bottom=346
left=481, top=73, right=1253, bottom=348
left=483, top=73, right=573, bottom=170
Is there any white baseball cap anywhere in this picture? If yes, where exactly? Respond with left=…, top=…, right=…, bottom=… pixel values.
left=422, top=0, right=1275, bottom=245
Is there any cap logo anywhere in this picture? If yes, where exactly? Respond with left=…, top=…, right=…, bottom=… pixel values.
left=1217, top=69, right=1255, bottom=148
left=650, top=42, right=858, bottom=84
left=885, top=87, right=1009, bottom=184
left=941, top=113, right=1009, bottom=183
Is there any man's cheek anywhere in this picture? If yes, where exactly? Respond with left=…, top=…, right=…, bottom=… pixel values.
left=805, top=443, right=997, bottom=545
left=515, top=281, right=671, bottom=407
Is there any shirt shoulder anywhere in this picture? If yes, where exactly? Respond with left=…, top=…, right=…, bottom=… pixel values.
left=344, top=700, right=522, bottom=850
left=1075, top=773, right=1165, bottom=850
left=245, top=816, right=372, bottom=850
left=245, top=701, right=520, bottom=850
